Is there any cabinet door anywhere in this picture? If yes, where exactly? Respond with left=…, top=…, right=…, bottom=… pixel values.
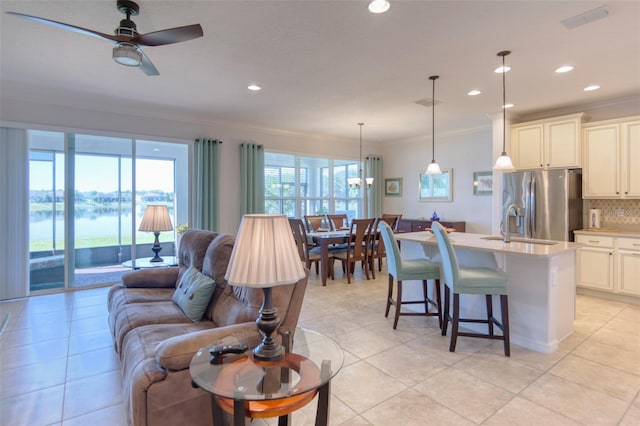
left=622, top=120, right=640, bottom=197
left=577, top=247, right=614, bottom=291
left=513, top=124, right=544, bottom=169
left=546, top=119, right=580, bottom=168
left=618, top=250, right=640, bottom=296
left=583, top=125, right=620, bottom=198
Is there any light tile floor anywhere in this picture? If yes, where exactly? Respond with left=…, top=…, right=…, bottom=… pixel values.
left=1, top=266, right=639, bottom=425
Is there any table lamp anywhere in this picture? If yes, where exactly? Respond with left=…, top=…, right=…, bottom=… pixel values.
left=225, top=214, right=306, bottom=361
left=139, top=205, right=174, bottom=262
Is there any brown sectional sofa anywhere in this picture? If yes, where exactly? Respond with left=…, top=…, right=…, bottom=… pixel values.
left=107, top=229, right=309, bottom=426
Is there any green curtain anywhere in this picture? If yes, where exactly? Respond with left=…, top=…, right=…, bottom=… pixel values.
left=240, top=143, right=265, bottom=214
left=366, top=156, right=383, bottom=218
left=194, top=138, right=222, bottom=231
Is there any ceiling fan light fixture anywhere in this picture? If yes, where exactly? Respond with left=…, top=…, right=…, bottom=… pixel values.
left=113, top=44, right=142, bottom=67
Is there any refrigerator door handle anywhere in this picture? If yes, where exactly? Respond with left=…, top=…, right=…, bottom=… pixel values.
left=525, top=179, right=533, bottom=237
left=530, top=177, right=536, bottom=237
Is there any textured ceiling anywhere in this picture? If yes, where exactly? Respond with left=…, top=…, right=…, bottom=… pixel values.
left=1, top=0, right=639, bottom=143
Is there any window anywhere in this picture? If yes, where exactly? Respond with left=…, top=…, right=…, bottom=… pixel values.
left=264, top=152, right=361, bottom=219
left=28, top=130, right=188, bottom=292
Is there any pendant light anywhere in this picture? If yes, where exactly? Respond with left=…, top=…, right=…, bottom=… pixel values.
left=348, top=123, right=373, bottom=190
left=426, top=75, right=442, bottom=174
left=493, top=50, right=515, bottom=170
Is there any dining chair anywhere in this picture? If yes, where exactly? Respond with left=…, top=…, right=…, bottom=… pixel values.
left=303, top=215, right=327, bottom=232
left=431, top=221, right=511, bottom=356
left=327, top=214, right=349, bottom=231
left=378, top=221, right=441, bottom=329
left=288, top=218, right=326, bottom=278
left=331, top=218, right=375, bottom=284
left=381, top=213, right=402, bottom=232
left=370, top=216, right=397, bottom=274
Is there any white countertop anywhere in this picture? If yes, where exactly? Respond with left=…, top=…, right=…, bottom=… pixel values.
left=574, top=229, right=640, bottom=238
left=396, top=231, right=582, bottom=258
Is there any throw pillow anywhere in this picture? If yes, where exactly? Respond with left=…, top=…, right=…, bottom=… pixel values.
left=172, top=266, right=215, bottom=322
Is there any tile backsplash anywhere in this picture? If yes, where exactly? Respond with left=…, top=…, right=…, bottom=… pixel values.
left=587, top=199, right=640, bottom=227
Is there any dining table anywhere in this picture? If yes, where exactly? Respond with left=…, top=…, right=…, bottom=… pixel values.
left=306, top=229, right=351, bottom=286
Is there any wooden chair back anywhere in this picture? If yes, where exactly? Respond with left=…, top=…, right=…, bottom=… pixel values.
left=288, top=218, right=308, bottom=262
left=381, top=213, right=402, bottom=231
left=304, top=215, right=327, bottom=232
left=348, top=218, right=376, bottom=261
left=327, top=214, right=349, bottom=231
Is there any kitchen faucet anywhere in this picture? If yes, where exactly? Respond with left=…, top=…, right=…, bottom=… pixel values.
left=501, top=204, right=520, bottom=243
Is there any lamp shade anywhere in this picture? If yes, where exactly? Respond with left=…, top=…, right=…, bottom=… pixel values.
left=139, top=205, right=174, bottom=232
left=225, top=214, right=305, bottom=288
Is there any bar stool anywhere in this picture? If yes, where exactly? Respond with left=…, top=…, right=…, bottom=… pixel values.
left=431, top=222, right=510, bottom=356
left=378, top=221, right=441, bottom=330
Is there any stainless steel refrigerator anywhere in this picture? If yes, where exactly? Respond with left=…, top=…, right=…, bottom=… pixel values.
left=502, top=169, right=583, bottom=242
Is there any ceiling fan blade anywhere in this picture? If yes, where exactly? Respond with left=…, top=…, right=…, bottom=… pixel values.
left=139, top=50, right=159, bottom=76
left=133, top=24, right=203, bottom=46
left=5, top=11, right=126, bottom=44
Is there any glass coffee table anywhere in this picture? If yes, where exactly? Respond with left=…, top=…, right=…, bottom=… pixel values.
left=121, top=256, right=178, bottom=269
left=190, top=328, right=343, bottom=426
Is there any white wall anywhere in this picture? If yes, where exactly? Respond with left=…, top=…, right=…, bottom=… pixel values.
left=0, top=97, right=381, bottom=235
left=381, top=126, right=495, bottom=234
left=3, top=94, right=637, bottom=237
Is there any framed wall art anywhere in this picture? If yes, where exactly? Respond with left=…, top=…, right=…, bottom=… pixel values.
left=384, top=177, right=402, bottom=196
left=473, top=171, right=493, bottom=195
left=419, top=169, right=452, bottom=201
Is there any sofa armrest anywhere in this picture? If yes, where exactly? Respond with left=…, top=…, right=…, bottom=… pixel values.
left=156, top=322, right=262, bottom=371
left=121, top=267, right=179, bottom=288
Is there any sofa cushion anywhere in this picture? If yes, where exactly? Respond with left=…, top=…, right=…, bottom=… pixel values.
left=172, top=266, right=215, bottom=322
left=112, top=301, right=194, bottom=354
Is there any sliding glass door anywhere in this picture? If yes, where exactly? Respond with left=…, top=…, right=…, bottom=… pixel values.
left=28, top=131, right=65, bottom=291
left=28, top=130, right=188, bottom=293
left=72, top=135, right=133, bottom=288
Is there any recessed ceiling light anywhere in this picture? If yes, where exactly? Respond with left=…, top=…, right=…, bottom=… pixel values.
left=494, top=65, right=511, bottom=73
left=368, top=0, right=390, bottom=14
left=555, top=65, right=574, bottom=73
left=584, top=84, right=600, bottom=91
left=248, top=84, right=261, bottom=91
left=502, top=103, right=515, bottom=109
left=467, top=90, right=482, bottom=96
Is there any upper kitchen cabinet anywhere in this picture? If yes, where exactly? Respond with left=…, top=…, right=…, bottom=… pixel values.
left=511, top=113, right=585, bottom=170
left=583, top=116, right=640, bottom=199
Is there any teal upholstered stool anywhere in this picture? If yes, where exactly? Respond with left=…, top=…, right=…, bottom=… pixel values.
left=431, top=222, right=510, bottom=356
left=378, top=221, right=441, bottom=330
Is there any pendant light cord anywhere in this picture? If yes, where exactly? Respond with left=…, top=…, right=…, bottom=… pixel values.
left=502, top=53, right=506, bottom=154
left=428, top=75, right=439, bottom=162
left=497, top=50, right=510, bottom=155
left=358, top=122, right=364, bottom=180
left=432, top=77, right=436, bottom=161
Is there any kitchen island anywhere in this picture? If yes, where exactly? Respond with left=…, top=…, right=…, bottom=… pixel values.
left=396, top=231, right=583, bottom=353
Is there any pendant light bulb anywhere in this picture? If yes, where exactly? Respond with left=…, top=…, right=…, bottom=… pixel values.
left=426, top=75, right=442, bottom=174
left=493, top=51, right=515, bottom=171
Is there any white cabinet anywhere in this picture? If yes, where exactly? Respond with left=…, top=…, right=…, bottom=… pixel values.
left=576, top=235, right=614, bottom=292
left=583, top=117, right=640, bottom=199
left=511, top=113, right=584, bottom=170
left=576, top=234, right=640, bottom=297
left=617, top=237, right=640, bottom=296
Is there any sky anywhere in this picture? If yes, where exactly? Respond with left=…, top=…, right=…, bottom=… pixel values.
left=30, top=155, right=175, bottom=193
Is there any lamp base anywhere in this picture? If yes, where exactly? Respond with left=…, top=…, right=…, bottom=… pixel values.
left=149, top=231, right=164, bottom=262
left=253, top=287, right=285, bottom=361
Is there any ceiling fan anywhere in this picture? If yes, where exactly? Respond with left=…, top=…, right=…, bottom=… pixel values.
left=6, top=0, right=203, bottom=76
